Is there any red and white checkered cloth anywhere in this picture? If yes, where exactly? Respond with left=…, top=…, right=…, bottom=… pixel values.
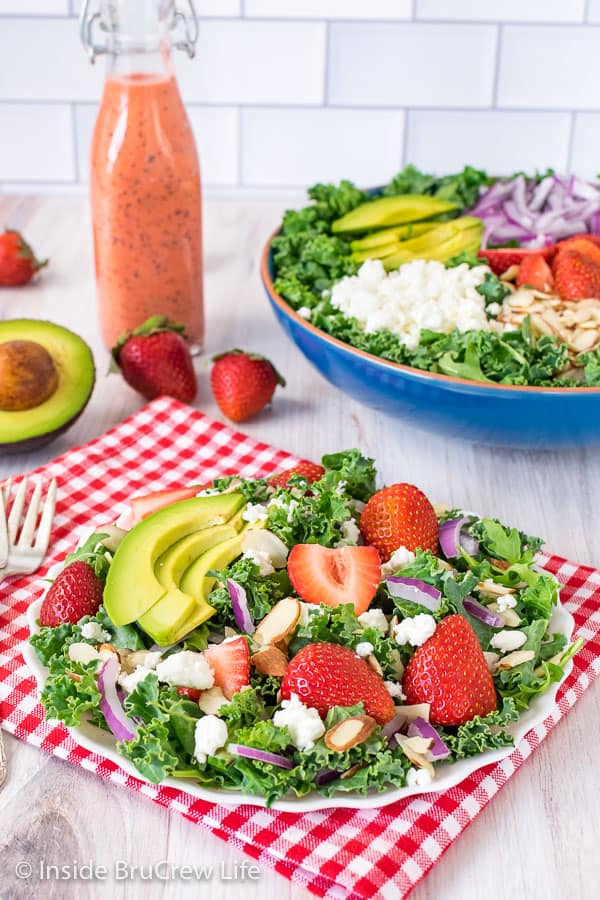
left=1, top=397, right=600, bottom=900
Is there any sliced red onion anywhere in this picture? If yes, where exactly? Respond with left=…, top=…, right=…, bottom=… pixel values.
left=439, top=517, right=479, bottom=559
left=463, top=596, right=505, bottom=628
left=386, top=577, right=442, bottom=612
left=315, top=768, right=342, bottom=786
left=227, top=743, right=294, bottom=768
left=227, top=579, right=255, bottom=634
left=407, top=717, right=451, bottom=761
left=98, top=655, right=136, bottom=742
left=381, top=713, right=407, bottom=741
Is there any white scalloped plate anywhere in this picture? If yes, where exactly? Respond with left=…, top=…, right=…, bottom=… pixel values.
left=22, top=546, right=575, bottom=812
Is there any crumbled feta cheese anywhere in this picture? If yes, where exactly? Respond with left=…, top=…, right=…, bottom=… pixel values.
left=267, top=495, right=287, bottom=510
left=393, top=614, right=437, bottom=647
left=81, top=621, right=111, bottom=643
left=286, top=499, right=298, bottom=523
left=143, top=651, right=163, bottom=670
left=384, top=680, right=406, bottom=700
left=194, top=715, right=228, bottom=763
left=487, top=302, right=501, bottom=317
left=242, top=548, right=275, bottom=576
left=496, top=594, right=518, bottom=612
left=68, top=642, right=101, bottom=664
left=155, top=650, right=215, bottom=690
left=241, top=503, right=269, bottom=524
left=273, top=693, right=325, bottom=751
left=358, top=608, right=389, bottom=632
left=335, top=480, right=348, bottom=496
left=490, top=630, right=527, bottom=653
left=198, top=686, right=228, bottom=716
left=483, top=651, right=500, bottom=674
left=118, top=665, right=153, bottom=693
left=335, top=517, right=361, bottom=547
left=297, top=306, right=312, bottom=320
left=355, top=641, right=374, bottom=658
left=406, top=766, right=433, bottom=788
left=381, top=545, right=416, bottom=577
left=331, top=258, right=497, bottom=351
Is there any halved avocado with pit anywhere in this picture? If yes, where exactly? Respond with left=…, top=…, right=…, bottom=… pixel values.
left=0, top=319, right=95, bottom=453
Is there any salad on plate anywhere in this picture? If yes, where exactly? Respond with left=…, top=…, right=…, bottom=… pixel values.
left=271, top=166, right=600, bottom=387
left=28, top=451, right=580, bottom=807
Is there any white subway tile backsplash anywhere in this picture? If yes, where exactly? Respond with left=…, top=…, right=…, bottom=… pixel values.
left=241, top=107, right=403, bottom=187
left=0, top=0, right=68, bottom=11
left=75, top=104, right=239, bottom=186
left=329, top=23, right=496, bottom=107
left=245, top=0, right=411, bottom=20
left=588, top=0, right=600, bottom=22
left=0, top=104, right=74, bottom=181
left=406, top=110, right=571, bottom=176
left=196, top=0, right=241, bottom=14
left=498, top=26, right=600, bottom=109
left=416, top=0, right=585, bottom=23
left=177, top=20, right=325, bottom=105
left=0, top=19, right=103, bottom=101
left=571, top=114, right=600, bottom=179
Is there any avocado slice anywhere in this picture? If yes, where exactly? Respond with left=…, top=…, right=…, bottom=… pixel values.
left=332, top=195, right=459, bottom=234
left=138, top=528, right=248, bottom=645
left=103, top=493, right=245, bottom=627
left=155, top=523, right=238, bottom=589
left=0, top=319, right=95, bottom=453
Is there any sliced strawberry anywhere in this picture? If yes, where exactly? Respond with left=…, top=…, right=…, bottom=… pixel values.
left=203, top=636, right=250, bottom=700
left=177, top=686, right=202, bottom=701
left=516, top=253, right=554, bottom=293
left=287, top=544, right=381, bottom=617
left=116, top=485, right=199, bottom=529
left=269, top=461, right=325, bottom=488
left=478, top=246, right=554, bottom=276
left=553, top=249, right=600, bottom=301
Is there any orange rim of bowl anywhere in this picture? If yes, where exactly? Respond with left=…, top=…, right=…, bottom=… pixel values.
left=261, top=227, right=600, bottom=395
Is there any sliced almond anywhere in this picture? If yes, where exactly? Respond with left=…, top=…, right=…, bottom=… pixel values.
left=341, top=763, right=365, bottom=780
left=497, top=650, right=535, bottom=670
left=67, top=671, right=82, bottom=683
left=500, top=264, right=520, bottom=282
left=395, top=703, right=431, bottom=722
left=395, top=735, right=435, bottom=776
left=477, top=579, right=516, bottom=599
left=254, top=596, right=301, bottom=646
left=572, top=328, right=598, bottom=352
left=198, top=686, right=227, bottom=715
left=99, top=643, right=117, bottom=655
left=489, top=557, right=511, bottom=572
left=250, top=645, right=288, bottom=677
left=324, top=715, right=376, bottom=752
left=483, top=651, right=500, bottom=674
left=366, top=654, right=384, bottom=677
left=500, top=608, right=521, bottom=627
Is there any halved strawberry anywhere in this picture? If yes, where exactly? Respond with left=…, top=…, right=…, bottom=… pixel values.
left=516, top=253, right=554, bottom=293
left=478, top=246, right=555, bottom=276
left=281, top=642, right=395, bottom=724
left=269, top=461, right=325, bottom=488
left=116, top=485, right=199, bottom=529
left=553, top=249, right=600, bottom=301
left=203, top=637, right=250, bottom=700
left=287, top=544, right=381, bottom=617
left=177, top=686, right=202, bottom=701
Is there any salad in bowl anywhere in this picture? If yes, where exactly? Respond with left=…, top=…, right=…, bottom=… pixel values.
left=26, top=451, right=579, bottom=808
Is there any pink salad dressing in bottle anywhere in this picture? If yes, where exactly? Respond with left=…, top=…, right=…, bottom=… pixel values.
left=81, top=0, right=204, bottom=350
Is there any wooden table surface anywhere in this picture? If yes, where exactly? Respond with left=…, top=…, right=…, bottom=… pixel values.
left=1, top=194, right=599, bottom=900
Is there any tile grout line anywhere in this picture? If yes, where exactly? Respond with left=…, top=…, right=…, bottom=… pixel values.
left=237, top=106, right=244, bottom=189
left=492, top=23, right=502, bottom=107
left=566, top=111, right=577, bottom=173
left=323, top=21, right=331, bottom=106
left=401, top=109, right=410, bottom=168
left=71, top=102, right=81, bottom=185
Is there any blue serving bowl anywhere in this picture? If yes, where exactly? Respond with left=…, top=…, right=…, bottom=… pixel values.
left=261, top=232, right=600, bottom=449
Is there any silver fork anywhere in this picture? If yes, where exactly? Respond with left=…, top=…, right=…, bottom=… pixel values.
left=0, top=477, right=57, bottom=583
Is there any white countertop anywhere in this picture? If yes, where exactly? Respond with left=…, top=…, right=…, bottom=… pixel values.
left=1, top=194, right=599, bottom=900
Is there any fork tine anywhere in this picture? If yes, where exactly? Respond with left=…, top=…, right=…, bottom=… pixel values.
left=7, top=478, right=27, bottom=544
left=18, top=479, right=42, bottom=548
left=1, top=478, right=12, bottom=506
left=34, top=478, right=57, bottom=553
left=0, top=490, right=8, bottom=568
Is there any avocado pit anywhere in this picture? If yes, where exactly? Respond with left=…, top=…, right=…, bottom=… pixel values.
left=0, top=339, right=59, bottom=411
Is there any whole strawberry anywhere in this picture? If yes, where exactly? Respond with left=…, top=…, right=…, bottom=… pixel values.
left=0, top=229, right=47, bottom=286
left=39, top=561, right=104, bottom=627
left=211, top=349, right=285, bottom=422
left=269, top=461, right=325, bottom=488
left=402, top=615, right=497, bottom=726
left=360, top=483, right=438, bottom=563
left=281, top=642, right=395, bottom=725
left=111, top=315, right=197, bottom=403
